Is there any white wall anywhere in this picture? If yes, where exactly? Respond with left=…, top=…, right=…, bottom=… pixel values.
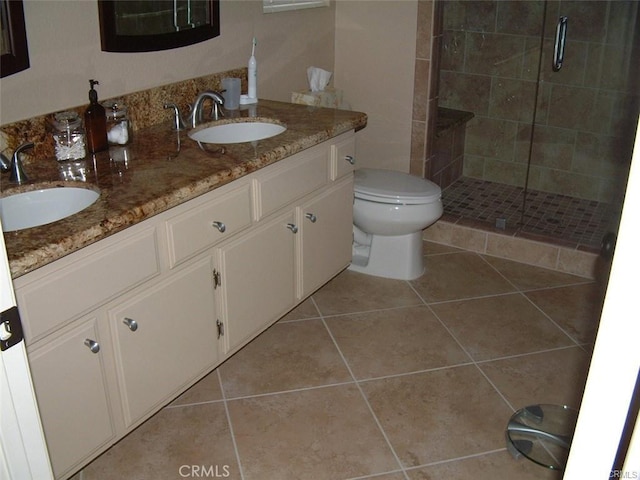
left=0, top=0, right=336, bottom=124
left=334, top=0, right=418, bottom=173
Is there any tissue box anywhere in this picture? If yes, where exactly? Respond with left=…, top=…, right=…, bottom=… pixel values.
left=291, top=88, right=344, bottom=108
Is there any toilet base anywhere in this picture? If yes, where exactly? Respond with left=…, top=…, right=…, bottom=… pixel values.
left=348, top=230, right=425, bottom=280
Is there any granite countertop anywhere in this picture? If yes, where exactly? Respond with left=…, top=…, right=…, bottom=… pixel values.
left=2, top=100, right=367, bottom=278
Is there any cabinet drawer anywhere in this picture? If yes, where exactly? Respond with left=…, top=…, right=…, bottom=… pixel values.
left=166, top=183, right=252, bottom=267
left=331, top=132, right=356, bottom=180
left=17, top=228, right=160, bottom=343
left=256, top=144, right=328, bottom=219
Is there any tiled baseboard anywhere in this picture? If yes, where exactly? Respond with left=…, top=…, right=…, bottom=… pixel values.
left=423, top=219, right=604, bottom=280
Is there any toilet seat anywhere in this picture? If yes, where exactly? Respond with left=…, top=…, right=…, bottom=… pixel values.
left=354, top=168, right=441, bottom=205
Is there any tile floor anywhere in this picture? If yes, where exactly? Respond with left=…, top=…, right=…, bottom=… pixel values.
left=79, top=241, right=607, bottom=480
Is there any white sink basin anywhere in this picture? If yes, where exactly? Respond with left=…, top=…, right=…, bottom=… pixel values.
left=189, top=120, right=286, bottom=144
left=0, top=187, right=100, bottom=232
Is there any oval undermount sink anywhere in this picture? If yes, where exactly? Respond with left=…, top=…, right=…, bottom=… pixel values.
left=0, top=187, right=100, bottom=232
left=188, top=120, right=286, bottom=144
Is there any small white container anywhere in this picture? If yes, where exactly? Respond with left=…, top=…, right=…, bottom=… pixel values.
left=103, top=100, right=131, bottom=145
left=53, top=111, right=86, bottom=162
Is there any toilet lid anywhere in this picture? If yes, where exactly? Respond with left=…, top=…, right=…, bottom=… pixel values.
left=354, top=168, right=441, bottom=204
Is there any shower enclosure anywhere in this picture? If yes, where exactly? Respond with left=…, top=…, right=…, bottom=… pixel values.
left=438, top=0, right=639, bottom=250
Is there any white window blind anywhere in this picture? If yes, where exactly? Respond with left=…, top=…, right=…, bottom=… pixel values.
left=263, top=0, right=329, bottom=14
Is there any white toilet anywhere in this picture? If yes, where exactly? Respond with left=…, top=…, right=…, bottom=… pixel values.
left=348, top=168, right=443, bottom=280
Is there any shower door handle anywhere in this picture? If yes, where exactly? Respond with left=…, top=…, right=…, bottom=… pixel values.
left=553, top=16, right=568, bottom=71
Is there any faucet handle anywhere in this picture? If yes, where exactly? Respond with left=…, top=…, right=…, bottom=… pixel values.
left=212, top=100, right=225, bottom=121
left=0, top=153, right=10, bottom=173
left=163, top=103, right=186, bottom=131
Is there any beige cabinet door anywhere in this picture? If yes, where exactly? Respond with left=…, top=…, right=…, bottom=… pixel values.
left=108, top=258, right=218, bottom=427
left=298, top=176, right=354, bottom=299
left=216, top=210, right=296, bottom=355
left=28, top=316, right=115, bottom=479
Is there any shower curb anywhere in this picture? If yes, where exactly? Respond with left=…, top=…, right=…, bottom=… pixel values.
left=423, top=220, right=601, bottom=280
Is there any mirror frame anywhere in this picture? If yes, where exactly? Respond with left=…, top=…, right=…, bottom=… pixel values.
left=98, top=0, right=220, bottom=53
left=1, top=0, right=30, bottom=78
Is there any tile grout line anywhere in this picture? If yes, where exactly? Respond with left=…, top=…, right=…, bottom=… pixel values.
left=216, top=368, right=246, bottom=480
left=311, top=296, right=412, bottom=480
left=215, top=379, right=358, bottom=402
left=406, top=447, right=509, bottom=471
left=520, top=289, right=585, bottom=348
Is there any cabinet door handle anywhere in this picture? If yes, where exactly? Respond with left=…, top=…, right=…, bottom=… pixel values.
left=84, top=339, right=100, bottom=354
left=123, top=318, right=138, bottom=332
left=345, top=155, right=355, bottom=165
left=216, top=319, right=224, bottom=339
left=212, top=221, right=226, bottom=233
left=305, top=213, right=317, bottom=223
left=286, top=223, right=298, bottom=234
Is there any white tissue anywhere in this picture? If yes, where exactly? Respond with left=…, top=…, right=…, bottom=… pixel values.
left=307, top=66, right=332, bottom=92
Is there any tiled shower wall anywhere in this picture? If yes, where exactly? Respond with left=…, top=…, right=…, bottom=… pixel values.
left=438, top=0, right=638, bottom=203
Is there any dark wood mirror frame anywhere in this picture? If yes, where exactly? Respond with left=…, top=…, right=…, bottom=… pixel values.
left=1, top=0, right=30, bottom=78
left=98, top=0, right=220, bottom=53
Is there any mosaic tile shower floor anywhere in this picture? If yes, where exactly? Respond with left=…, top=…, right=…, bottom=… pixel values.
left=442, top=177, right=619, bottom=249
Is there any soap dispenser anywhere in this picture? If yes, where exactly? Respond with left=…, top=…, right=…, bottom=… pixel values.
left=84, top=79, right=108, bottom=153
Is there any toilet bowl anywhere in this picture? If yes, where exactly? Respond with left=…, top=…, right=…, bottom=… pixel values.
left=348, top=168, right=443, bottom=280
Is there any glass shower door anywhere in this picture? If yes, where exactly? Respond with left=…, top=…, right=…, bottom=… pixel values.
left=520, top=0, right=639, bottom=248
left=439, top=1, right=547, bottom=229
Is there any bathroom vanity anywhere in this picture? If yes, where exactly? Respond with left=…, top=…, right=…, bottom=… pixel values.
left=4, top=100, right=365, bottom=479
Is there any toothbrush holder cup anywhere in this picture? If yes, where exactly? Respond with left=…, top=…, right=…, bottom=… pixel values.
left=221, top=78, right=241, bottom=110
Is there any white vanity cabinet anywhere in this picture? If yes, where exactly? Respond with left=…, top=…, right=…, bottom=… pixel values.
left=107, top=256, right=219, bottom=428
left=15, top=227, right=162, bottom=478
left=214, top=133, right=355, bottom=356
left=26, top=314, right=115, bottom=479
left=14, top=129, right=357, bottom=479
left=297, top=176, right=354, bottom=300
left=214, top=210, right=297, bottom=354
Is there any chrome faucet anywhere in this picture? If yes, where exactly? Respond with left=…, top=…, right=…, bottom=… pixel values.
left=0, top=142, right=34, bottom=185
left=164, top=90, right=225, bottom=130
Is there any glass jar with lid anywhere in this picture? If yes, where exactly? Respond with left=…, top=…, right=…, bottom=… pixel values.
left=103, top=100, right=131, bottom=145
left=53, top=111, right=87, bottom=161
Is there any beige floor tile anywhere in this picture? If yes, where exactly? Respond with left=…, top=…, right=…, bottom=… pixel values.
left=280, top=296, right=320, bottom=321
left=407, top=450, right=563, bottom=479
left=312, top=269, right=422, bottom=316
left=170, top=370, right=223, bottom=406
left=431, top=293, right=574, bottom=361
left=227, top=384, right=399, bottom=480
left=361, top=366, right=513, bottom=467
left=358, top=473, right=406, bottom=480
left=423, top=240, right=464, bottom=255
left=479, top=346, right=591, bottom=409
left=219, top=319, right=352, bottom=398
left=411, top=252, right=516, bottom=303
left=525, top=283, right=604, bottom=345
left=482, top=255, right=592, bottom=291
left=326, top=306, right=470, bottom=379
left=82, top=403, right=238, bottom=480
